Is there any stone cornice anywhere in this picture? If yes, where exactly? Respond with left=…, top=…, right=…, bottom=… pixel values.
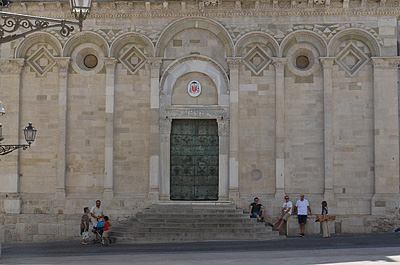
left=6, top=3, right=400, bottom=19
left=371, top=57, right=400, bottom=69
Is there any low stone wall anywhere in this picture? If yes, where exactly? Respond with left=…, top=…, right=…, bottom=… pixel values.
left=0, top=213, right=130, bottom=243
left=286, top=215, right=400, bottom=236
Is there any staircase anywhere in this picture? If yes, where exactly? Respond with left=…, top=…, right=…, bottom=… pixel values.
left=110, top=202, right=280, bottom=243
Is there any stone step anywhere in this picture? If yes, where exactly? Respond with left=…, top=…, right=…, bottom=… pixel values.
left=113, top=222, right=264, bottom=230
left=135, top=213, right=249, bottom=219
left=112, top=226, right=272, bottom=231
left=111, top=203, right=280, bottom=243
left=119, top=218, right=257, bottom=225
left=111, top=231, right=279, bottom=243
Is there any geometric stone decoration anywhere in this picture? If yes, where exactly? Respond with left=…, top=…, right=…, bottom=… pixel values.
left=243, top=45, right=272, bottom=75
left=335, top=42, right=369, bottom=76
left=27, top=46, right=56, bottom=76
left=119, top=45, right=146, bottom=75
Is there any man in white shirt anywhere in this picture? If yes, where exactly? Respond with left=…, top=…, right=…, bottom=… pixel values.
left=294, top=194, right=312, bottom=237
left=90, top=200, right=105, bottom=228
left=271, top=195, right=292, bottom=230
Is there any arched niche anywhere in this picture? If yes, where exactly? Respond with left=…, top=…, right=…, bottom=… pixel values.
left=16, top=32, right=62, bottom=58
left=155, top=17, right=234, bottom=58
left=327, top=28, right=381, bottom=57
left=280, top=30, right=328, bottom=57
left=109, top=32, right=154, bottom=58
left=235, top=32, right=279, bottom=57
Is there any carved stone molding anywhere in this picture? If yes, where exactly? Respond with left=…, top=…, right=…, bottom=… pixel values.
left=148, top=57, right=163, bottom=69
left=164, top=106, right=229, bottom=120
left=104, top=58, right=118, bottom=70
left=0, top=59, right=25, bottom=75
left=371, top=57, right=400, bottom=69
left=272, top=58, right=287, bottom=70
left=319, top=57, right=335, bottom=69
left=56, top=58, right=71, bottom=77
left=159, top=118, right=172, bottom=134
left=227, top=57, right=242, bottom=70
left=217, top=119, right=230, bottom=136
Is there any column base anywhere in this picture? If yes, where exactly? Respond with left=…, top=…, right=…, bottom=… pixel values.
left=323, top=189, right=334, bottom=201
left=55, top=188, right=66, bottom=199
left=103, top=188, right=114, bottom=201
left=148, top=188, right=159, bottom=203
left=228, top=189, right=239, bottom=205
left=4, top=195, right=22, bottom=214
left=159, top=195, right=170, bottom=201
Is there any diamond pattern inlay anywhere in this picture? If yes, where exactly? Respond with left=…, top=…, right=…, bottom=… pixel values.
left=335, top=42, right=369, bottom=76
left=119, top=45, right=146, bottom=75
left=243, top=45, right=272, bottom=75
left=27, top=46, right=56, bottom=76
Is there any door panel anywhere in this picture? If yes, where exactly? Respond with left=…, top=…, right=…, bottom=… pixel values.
left=170, top=119, right=219, bottom=201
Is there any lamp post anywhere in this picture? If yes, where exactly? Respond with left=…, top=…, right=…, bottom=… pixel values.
left=0, top=101, right=37, bottom=156
left=0, top=0, right=92, bottom=44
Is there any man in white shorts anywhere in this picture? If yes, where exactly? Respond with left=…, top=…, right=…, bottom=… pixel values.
left=271, top=195, right=292, bottom=230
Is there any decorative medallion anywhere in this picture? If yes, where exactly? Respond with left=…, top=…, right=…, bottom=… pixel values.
left=188, top=80, right=202, bottom=97
left=27, top=46, right=56, bottom=76
left=243, top=45, right=272, bottom=75
left=335, top=42, right=369, bottom=76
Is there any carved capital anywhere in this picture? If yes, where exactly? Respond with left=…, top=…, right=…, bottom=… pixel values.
left=272, top=58, right=287, bottom=70
left=159, top=118, right=172, bottom=134
left=371, top=57, right=400, bottom=69
left=0, top=59, right=25, bottom=75
left=217, top=119, right=230, bottom=136
left=104, top=58, right=118, bottom=71
left=56, top=58, right=71, bottom=76
left=227, top=57, right=242, bottom=70
left=319, top=57, right=335, bottom=69
left=148, top=57, right=163, bottom=69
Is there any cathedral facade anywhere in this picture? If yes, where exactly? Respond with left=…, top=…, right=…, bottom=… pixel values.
left=1, top=0, right=400, bottom=242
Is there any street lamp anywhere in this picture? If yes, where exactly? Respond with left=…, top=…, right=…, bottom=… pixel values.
left=0, top=0, right=92, bottom=44
left=0, top=101, right=37, bottom=156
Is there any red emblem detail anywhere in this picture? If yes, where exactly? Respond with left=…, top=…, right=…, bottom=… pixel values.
left=191, top=84, right=198, bottom=92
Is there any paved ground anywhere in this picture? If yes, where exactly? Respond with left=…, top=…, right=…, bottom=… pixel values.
left=1, top=233, right=400, bottom=264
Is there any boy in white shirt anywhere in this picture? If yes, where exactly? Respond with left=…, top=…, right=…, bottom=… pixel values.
left=294, top=194, right=312, bottom=237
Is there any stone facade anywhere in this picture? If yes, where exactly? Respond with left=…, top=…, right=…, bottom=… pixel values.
left=1, top=0, right=400, bottom=242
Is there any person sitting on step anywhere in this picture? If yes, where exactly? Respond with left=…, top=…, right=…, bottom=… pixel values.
left=249, top=197, right=266, bottom=222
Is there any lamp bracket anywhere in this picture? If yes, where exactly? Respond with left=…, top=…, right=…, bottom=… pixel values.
left=0, top=11, right=81, bottom=44
left=0, top=144, right=29, bottom=155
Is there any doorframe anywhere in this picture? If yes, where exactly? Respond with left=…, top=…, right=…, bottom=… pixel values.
left=159, top=107, right=229, bottom=201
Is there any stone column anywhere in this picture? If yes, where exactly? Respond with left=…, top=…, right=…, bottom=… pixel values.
left=0, top=59, right=25, bottom=213
left=159, top=118, right=172, bottom=200
left=272, top=58, right=287, bottom=199
left=103, top=58, right=117, bottom=200
left=227, top=58, right=241, bottom=203
left=371, top=57, right=400, bottom=215
left=217, top=119, right=230, bottom=200
left=148, top=58, right=162, bottom=202
left=320, top=57, right=335, bottom=200
left=55, top=58, right=71, bottom=199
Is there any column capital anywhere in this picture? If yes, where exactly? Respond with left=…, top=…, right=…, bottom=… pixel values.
left=217, top=119, right=230, bottom=136
left=148, top=57, right=163, bottom=69
left=0, top=59, right=25, bottom=75
left=104, top=58, right=118, bottom=70
left=319, top=57, right=335, bottom=69
left=272, top=58, right=287, bottom=70
left=226, top=57, right=242, bottom=70
left=55, top=57, right=71, bottom=76
left=371, top=57, right=400, bottom=69
left=159, top=118, right=172, bottom=134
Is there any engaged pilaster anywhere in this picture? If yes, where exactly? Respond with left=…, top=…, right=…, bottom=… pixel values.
left=217, top=118, right=230, bottom=201
left=227, top=57, right=241, bottom=202
left=371, top=57, right=400, bottom=215
left=149, top=58, right=162, bottom=202
left=0, top=59, right=25, bottom=213
left=320, top=57, right=335, bottom=201
left=104, top=58, right=117, bottom=200
left=272, top=58, right=287, bottom=199
left=159, top=118, right=172, bottom=200
left=55, top=57, right=71, bottom=199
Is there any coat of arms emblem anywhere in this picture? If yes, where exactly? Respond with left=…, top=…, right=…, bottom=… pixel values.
left=188, top=80, right=202, bottom=97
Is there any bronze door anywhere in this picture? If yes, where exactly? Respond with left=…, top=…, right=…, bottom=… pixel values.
left=170, top=119, right=219, bottom=200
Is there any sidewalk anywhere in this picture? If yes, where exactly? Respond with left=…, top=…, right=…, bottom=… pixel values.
left=1, top=233, right=400, bottom=265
